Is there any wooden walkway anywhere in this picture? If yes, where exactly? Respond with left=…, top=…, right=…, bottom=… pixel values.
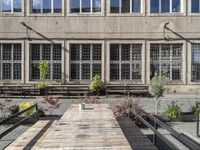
left=6, top=104, right=157, bottom=150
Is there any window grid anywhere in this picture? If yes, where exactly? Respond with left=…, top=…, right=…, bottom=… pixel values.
left=191, top=44, right=200, bottom=81
left=31, top=0, right=62, bottom=14
left=30, top=44, right=62, bottom=80
left=150, top=44, right=182, bottom=81
left=70, top=44, right=102, bottom=81
left=0, top=44, right=22, bottom=80
left=0, top=0, right=22, bottom=13
left=70, top=0, right=102, bottom=13
left=110, top=0, right=141, bottom=13
left=110, top=44, right=142, bottom=81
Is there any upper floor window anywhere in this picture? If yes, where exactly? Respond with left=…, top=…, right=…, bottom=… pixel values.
left=191, top=0, right=200, bottom=13
left=31, top=0, right=62, bottom=14
left=0, top=0, right=22, bottom=13
left=70, top=0, right=101, bottom=13
left=151, top=0, right=181, bottom=13
left=110, top=0, right=141, bottom=13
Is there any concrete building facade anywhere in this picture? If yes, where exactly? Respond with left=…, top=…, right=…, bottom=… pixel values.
left=0, top=0, right=200, bottom=94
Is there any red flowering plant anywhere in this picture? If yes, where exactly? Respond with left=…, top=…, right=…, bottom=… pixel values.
left=43, top=96, right=60, bottom=115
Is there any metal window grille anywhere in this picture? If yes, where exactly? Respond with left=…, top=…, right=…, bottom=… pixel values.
left=0, top=44, right=22, bottom=80
left=192, top=44, right=200, bottom=81
left=150, top=44, right=182, bottom=81
left=30, top=44, right=62, bottom=80
left=110, top=44, right=142, bottom=81
left=70, top=44, right=102, bottom=81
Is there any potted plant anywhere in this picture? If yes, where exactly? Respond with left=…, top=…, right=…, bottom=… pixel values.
left=165, top=101, right=182, bottom=121
left=37, top=62, right=49, bottom=95
left=89, top=74, right=105, bottom=95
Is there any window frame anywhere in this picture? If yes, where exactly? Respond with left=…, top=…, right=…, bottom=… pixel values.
left=67, top=0, right=105, bottom=16
left=0, top=0, right=24, bottom=16
left=28, top=0, right=64, bottom=16
left=191, top=43, right=200, bottom=82
left=0, top=41, right=24, bottom=84
left=148, top=0, right=186, bottom=16
left=108, top=0, right=145, bottom=16
left=189, top=0, right=200, bottom=16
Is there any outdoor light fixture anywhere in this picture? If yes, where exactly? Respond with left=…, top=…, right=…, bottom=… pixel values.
left=164, top=22, right=170, bottom=29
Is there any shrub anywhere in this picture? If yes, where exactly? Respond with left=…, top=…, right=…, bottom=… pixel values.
left=36, top=82, right=48, bottom=89
left=43, top=96, right=60, bottom=114
left=38, top=107, right=45, bottom=117
left=19, top=101, right=35, bottom=117
left=90, top=74, right=104, bottom=91
left=165, top=101, right=182, bottom=120
left=192, top=105, right=200, bottom=115
left=38, top=61, right=49, bottom=80
left=8, top=105, right=20, bottom=115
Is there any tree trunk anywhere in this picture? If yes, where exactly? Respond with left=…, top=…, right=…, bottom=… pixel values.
left=155, top=98, right=159, bottom=115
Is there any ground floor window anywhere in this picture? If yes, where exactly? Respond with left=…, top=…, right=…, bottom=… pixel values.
left=110, top=44, right=142, bottom=81
left=150, top=44, right=182, bottom=81
left=191, top=44, right=200, bottom=82
left=30, top=44, right=62, bottom=80
left=0, top=44, right=22, bottom=80
left=70, top=44, right=102, bottom=80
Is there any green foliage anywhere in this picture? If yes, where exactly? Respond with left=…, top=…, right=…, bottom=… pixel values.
left=38, top=62, right=49, bottom=80
left=192, top=105, right=200, bottom=115
left=36, top=82, right=48, bottom=89
left=150, top=73, right=169, bottom=99
left=8, top=105, right=20, bottom=115
left=90, top=74, right=104, bottom=91
left=165, top=101, right=182, bottom=120
left=19, top=101, right=35, bottom=117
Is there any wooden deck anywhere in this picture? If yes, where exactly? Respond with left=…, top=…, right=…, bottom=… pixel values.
left=6, top=104, right=157, bottom=150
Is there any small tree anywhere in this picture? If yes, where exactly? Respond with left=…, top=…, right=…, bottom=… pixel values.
left=150, top=73, right=169, bottom=114
left=90, top=74, right=104, bottom=92
left=38, top=62, right=49, bottom=81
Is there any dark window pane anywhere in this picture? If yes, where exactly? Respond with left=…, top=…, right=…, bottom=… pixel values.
left=150, top=44, right=159, bottom=61
left=31, top=44, right=40, bottom=60
left=2, top=0, right=11, bottom=12
left=132, top=0, right=141, bottom=13
left=43, top=0, right=51, bottom=13
left=161, top=0, right=170, bottom=13
left=82, top=0, right=90, bottom=12
left=172, top=0, right=180, bottom=12
left=71, top=64, right=80, bottom=79
left=132, top=44, right=141, bottom=61
left=172, top=63, right=181, bottom=80
left=192, top=0, right=199, bottom=13
left=53, top=63, right=61, bottom=79
left=121, top=0, right=130, bottom=13
left=121, top=64, right=130, bottom=80
left=82, top=45, right=90, bottom=60
left=2, top=44, right=11, bottom=60
left=151, top=0, right=159, bottom=13
left=110, top=64, right=119, bottom=80
left=93, top=0, right=101, bottom=12
left=13, top=44, right=21, bottom=60
left=110, top=44, right=119, bottom=60
left=32, top=0, right=41, bottom=13
left=92, top=63, right=101, bottom=77
left=121, top=44, right=130, bottom=61
left=54, top=0, right=62, bottom=13
left=71, top=45, right=80, bottom=61
left=82, top=63, right=90, bottom=79
left=132, top=64, right=141, bottom=80
left=31, top=63, right=40, bottom=80
left=192, top=44, right=200, bottom=81
left=92, top=44, right=101, bottom=60
left=71, top=0, right=80, bottom=13
left=13, top=63, right=21, bottom=79
left=13, top=0, right=22, bottom=12
left=53, top=44, right=62, bottom=60
left=42, top=44, right=51, bottom=60
left=111, top=0, right=119, bottom=13
left=3, top=63, right=11, bottom=79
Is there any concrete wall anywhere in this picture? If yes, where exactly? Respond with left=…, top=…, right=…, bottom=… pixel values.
left=0, top=0, right=200, bottom=94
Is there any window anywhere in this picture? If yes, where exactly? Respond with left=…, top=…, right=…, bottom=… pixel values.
left=31, top=0, right=62, bottom=13
left=150, top=0, right=181, bottom=13
left=70, top=44, right=102, bottom=80
left=30, top=44, right=62, bottom=80
left=110, top=0, right=141, bottom=13
left=150, top=44, right=182, bottom=81
left=191, top=0, right=200, bottom=13
left=0, top=0, right=22, bottom=13
left=110, top=44, right=142, bottom=81
left=70, top=0, right=101, bottom=13
left=0, top=44, right=22, bottom=80
left=191, top=44, right=200, bottom=81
